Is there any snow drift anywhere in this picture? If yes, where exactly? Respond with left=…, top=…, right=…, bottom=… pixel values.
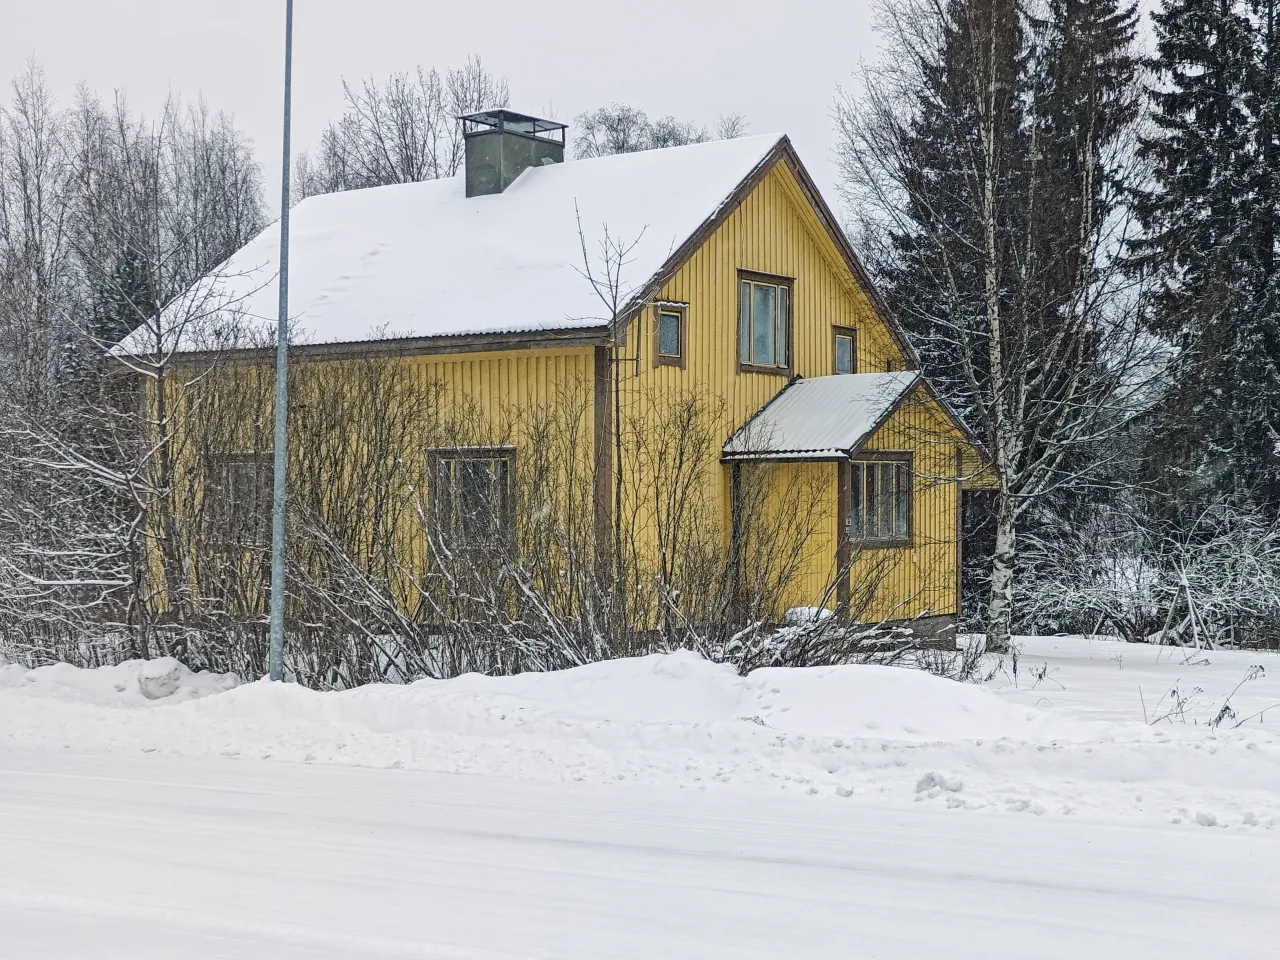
left=3, top=640, right=1277, bottom=828
left=0, top=658, right=239, bottom=705
left=2, top=650, right=1083, bottom=743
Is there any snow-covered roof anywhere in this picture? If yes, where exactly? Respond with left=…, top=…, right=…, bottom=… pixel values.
left=118, top=134, right=785, bottom=356
left=722, top=372, right=921, bottom=461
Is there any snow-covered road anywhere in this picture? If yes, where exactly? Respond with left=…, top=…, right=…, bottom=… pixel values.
left=3, top=747, right=1276, bottom=959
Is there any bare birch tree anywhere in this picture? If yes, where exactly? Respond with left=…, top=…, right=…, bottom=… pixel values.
left=0, top=72, right=265, bottom=662
left=836, top=0, right=1155, bottom=649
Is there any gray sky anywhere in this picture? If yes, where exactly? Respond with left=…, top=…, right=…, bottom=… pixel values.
left=3, top=0, right=880, bottom=213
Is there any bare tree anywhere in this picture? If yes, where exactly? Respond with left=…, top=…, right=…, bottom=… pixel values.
left=715, top=113, right=751, bottom=140
left=836, top=0, right=1156, bottom=650
left=0, top=73, right=266, bottom=664
left=572, top=103, right=748, bottom=159
left=294, top=56, right=509, bottom=198
left=0, top=65, right=116, bottom=655
left=0, top=63, right=78, bottom=416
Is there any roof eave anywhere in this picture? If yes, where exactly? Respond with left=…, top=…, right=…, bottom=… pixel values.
left=720, top=449, right=852, bottom=463
left=775, top=146, right=922, bottom=371
left=119, top=323, right=614, bottom=368
left=721, top=372, right=923, bottom=462
left=612, top=137, right=792, bottom=338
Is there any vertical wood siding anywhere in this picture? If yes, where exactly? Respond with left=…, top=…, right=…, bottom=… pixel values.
left=855, top=390, right=964, bottom=620
left=617, top=162, right=964, bottom=620
left=406, top=347, right=595, bottom=432
left=177, top=157, right=972, bottom=626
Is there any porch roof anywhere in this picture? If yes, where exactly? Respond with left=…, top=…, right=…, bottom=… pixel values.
left=721, top=372, right=921, bottom=462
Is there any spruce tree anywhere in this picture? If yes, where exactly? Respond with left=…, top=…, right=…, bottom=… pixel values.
left=1238, top=0, right=1280, bottom=506
left=849, top=0, right=1142, bottom=645
left=879, top=0, right=1027, bottom=417
left=91, top=243, right=156, bottom=347
left=1136, top=0, right=1280, bottom=514
left=1030, top=0, right=1140, bottom=317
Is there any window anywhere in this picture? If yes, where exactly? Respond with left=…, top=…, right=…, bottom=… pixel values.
left=653, top=303, right=686, bottom=368
left=738, top=271, right=792, bottom=372
left=429, top=448, right=516, bottom=551
left=848, top=456, right=912, bottom=545
left=833, top=326, right=857, bottom=375
left=206, top=453, right=272, bottom=548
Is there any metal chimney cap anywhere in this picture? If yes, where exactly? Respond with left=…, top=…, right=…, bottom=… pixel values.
left=459, top=110, right=567, bottom=141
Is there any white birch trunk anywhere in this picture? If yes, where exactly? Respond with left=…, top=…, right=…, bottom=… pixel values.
left=985, top=491, right=1017, bottom=652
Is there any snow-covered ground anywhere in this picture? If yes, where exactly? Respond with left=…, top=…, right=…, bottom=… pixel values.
left=3, top=748, right=1276, bottom=960
left=3, top=636, right=1277, bottom=828
left=2, top=636, right=1278, bottom=956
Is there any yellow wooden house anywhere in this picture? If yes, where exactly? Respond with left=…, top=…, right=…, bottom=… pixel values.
left=134, top=110, right=987, bottom=643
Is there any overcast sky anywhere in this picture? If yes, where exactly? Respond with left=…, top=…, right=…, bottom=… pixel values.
left=3, top=0, right=881, bottom=214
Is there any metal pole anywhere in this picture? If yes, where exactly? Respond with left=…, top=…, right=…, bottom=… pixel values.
left=268, top=0, right=294, bottom=681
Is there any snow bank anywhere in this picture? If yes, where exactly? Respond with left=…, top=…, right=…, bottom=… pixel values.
left=11, top=650, right=1082, bottom=743
left=0, top=658, right=239, bottom=705
left=429, top=650, right=1084, bottom=742
left=2, top=641, right=1277, bottom=829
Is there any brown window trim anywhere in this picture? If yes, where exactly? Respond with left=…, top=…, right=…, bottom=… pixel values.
left=832, top=325, right=858, bottom=375
left=652, top=302, right=687, bottom=369
left=426, top=445, right=517, bottom=551
left=848, top=451, right=914, bottom=549
left=737, top=269, right=795, bottom=376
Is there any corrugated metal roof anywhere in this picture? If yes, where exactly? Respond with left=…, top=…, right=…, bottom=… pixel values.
left=116, top=134, right=784, bottom=356
left=722, top=372, right=920, bottom=460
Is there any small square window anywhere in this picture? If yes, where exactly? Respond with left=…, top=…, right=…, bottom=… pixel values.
left=833, top=327, right=857, bottom=375
left=653, top=304, right=686, bottom=368
left=428, top=447, right=516, bottom=552
left=658, top=313, right=681, bottom=355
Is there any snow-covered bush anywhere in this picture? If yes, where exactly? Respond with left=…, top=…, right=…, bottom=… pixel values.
left=1021, top=500, right=1280, bottom=648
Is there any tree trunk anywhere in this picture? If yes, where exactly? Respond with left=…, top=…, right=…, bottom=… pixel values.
left=985, top=492, right=1017, bottom=652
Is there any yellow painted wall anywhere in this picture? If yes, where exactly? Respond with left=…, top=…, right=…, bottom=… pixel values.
left=614, top=160, right=965, bottom=621
left=403, top=347, right=596, bottom=436
left=853, top=389, right=967, bottom=620
left=155, top=346, right=597, bottom=620
left=633, top=162, right=907, bottom=405
left=170, top=154, right=976, bottom=628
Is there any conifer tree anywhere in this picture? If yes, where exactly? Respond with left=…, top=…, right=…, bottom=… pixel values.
left=837, top=0, right=1145, bottom=648
left=1135, top=0, right=1280, bottom=514
left=91, top=244, right=154, bottom=347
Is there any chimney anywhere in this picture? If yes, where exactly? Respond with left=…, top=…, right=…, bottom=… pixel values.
left=459, top=110, right=567, bottom=198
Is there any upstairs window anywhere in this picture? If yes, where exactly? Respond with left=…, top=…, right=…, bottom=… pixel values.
left=429, top=448, right=516, bottom=551
left=738, top=272, right=792, bottom=372
left=833, top=326, right=857, bottom=375
left=848, top=456, right=912, bottom=546
left=206, top=452, right=272, bottom=549
left=653, top=303, right=686, bottom=368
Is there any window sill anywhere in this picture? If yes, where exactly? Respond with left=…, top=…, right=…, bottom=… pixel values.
left=738, top=363, right=792, bottom=377
left=850, top=539, right=914, bottom=550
